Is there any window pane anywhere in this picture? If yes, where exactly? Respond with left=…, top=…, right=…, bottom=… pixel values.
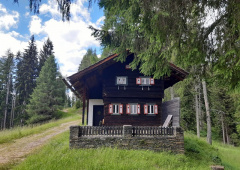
left=113, top=105, right=116, bottom=113
left=113, top=104, right=119, bottom=114
left=131, top=104, right=137, bottom=114
left=146, top=78, right=150, bottom=84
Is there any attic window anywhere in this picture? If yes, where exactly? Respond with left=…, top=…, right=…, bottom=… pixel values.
left=116, top=76, right=128, bottom=86
left=136, top=77, right=154, bottom=86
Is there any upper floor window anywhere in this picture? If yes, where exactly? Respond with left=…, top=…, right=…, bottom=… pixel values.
left=136, top=77, right=154, bottom=86
left=116, top=76, right=128, bottom=86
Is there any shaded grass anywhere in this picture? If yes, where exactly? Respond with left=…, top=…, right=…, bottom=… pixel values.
left=14, top=132, right=222, bottom=170
left=213, top=141, right=240, bottom=170
left=185, top=132, right=240, bottom=170
left=0, top=108, right=80, bottom=144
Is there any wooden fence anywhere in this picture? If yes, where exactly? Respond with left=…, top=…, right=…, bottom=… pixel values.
left=79, top=126, right=174, bottom=137
left=80, top=126, right=123, bottom=136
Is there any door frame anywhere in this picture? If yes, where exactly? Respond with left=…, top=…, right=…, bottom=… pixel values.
left=88, top=99, right=104, bottom=126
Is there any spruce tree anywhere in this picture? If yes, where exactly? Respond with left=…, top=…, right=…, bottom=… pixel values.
left=15, top=35, right=39, bottom=108
left=26, top=55, right=65, bottom=124
left=78, top=48, right=99, bottom=71
left=39, top=38, right=54, bottom=72
left=89, top=0, right=240, bottom=89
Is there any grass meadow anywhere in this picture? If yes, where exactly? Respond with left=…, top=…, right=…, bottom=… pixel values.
left=13, top=130, right=240, bottom=170
left=0, top=108, right=80, bottom=144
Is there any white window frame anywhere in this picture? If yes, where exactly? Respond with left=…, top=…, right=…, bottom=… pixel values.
left=144, top=103, right=158, bottom=115
left=141, top=77, right=150, bottom=85
left=136, top=77, right=154, bottom=86
left=111, top=103, right=123, bottom=115
left=131, top=104, right=137, bottom=114
left=148, top=104, right=154, bottom=114
left=113, top=104, right=119, bottom=114
left=116, top=76, right=128, bottom=86
left=128, top=103, right=140, bottom=115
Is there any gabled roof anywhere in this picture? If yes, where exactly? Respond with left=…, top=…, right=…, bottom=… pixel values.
left=63, top=53, right=188, bottom=98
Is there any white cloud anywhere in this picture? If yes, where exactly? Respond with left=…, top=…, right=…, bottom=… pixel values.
left=0, top=0, right=103, bottom=77
left=0, top=31, right=28, bottom=56
left=29, top=16, right=43, bottom=35
left=96, top=16, right=105, bottom=27
left=33, top=0, right=102, bottom=76
left=39, top=0, right=62, bottom=19
left=0, top=4, right=19, bottom=31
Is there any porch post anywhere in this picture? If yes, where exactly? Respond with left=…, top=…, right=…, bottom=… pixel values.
left=82, top=90, right=86, bottom=125
left=86, top=98, right=89, bottom=125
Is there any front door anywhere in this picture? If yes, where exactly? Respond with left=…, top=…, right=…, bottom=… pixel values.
left=93, top=105, right=104, bottom=126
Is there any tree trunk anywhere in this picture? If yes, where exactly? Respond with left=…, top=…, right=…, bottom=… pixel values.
left=10, top=93, right=16, bottom=128
left=170, top=86, right=174, bottom=100
left=3, top=74, right=11, bottom=130
left=226, top=125, right=230, bottom=145
left=221, top=113, right=225, bottom=144
left=195, top=85, right=200, bottom=138
left=198, top=83, right=203, bottom=131
left=202, top=80, right=212, bottom=145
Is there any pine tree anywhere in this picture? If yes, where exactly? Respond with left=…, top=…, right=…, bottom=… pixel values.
left=39, top=38, right=54, bottom=72
left=26, top=55, right=65, bottom=124
left=78, top=48, right=99, bottom=71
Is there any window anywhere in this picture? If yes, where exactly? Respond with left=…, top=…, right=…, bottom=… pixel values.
left=113, top=104, right=119, bottom=114
left=141, top=78, right=150, bottom=85
left=109, top=104, right=123, bottom=115
left=136, top=77, right=154, bottom=86
left=148, top=105, right=154, bottom=114
left=144, top=104, right=158, bottom=115
left=116, top=76, right=128, bottom=86
left=126, top=104, right=140, bottom=114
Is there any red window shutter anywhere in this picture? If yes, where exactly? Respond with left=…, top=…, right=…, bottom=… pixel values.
left=119, top=104, right=123, bottom=114
left=126, top=104, right=130, bottom=114
left=109, top=104, right=113, bottom=114
left=136, top=78, right=141, bottom=85
left=137, top=104, right=141, bottom=114
left=154, top=105, right=158, bottom=114
left=144, top=105, right=148, bottom=114
left=150, top=78, right=155, bottom=85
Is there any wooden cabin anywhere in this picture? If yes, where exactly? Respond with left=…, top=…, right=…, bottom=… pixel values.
left=63, top=53, right=188, bottom=127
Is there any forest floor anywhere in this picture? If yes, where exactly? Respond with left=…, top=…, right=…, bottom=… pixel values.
left=0, top=119, right=80, bottom=167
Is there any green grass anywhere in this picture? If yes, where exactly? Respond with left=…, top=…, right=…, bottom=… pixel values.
left=214, top=141, right=240, bottom=170
left=0, top=108, right=81, bottom=144
left=13, top=131, right=240, bottom=170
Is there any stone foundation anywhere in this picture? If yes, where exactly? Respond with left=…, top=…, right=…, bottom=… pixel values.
left=70, top=125, right=184, bottom=154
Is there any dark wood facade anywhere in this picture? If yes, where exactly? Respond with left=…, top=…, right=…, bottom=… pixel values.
left=63, top=53, right=188, bottom=126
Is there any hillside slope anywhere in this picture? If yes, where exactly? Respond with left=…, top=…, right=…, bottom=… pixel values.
left=0, top=120, right=80, bottom=166
left=13, top=131, right=240, bottom=170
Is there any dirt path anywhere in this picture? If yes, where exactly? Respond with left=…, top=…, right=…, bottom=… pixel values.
left=0, top=120, right=80, bottom=166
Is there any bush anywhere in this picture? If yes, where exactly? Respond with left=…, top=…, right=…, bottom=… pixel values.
left=26, top=114, right=52, bottom=124
left=75, top=100, right=81, bottom=109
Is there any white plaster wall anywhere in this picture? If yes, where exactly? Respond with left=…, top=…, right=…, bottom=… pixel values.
left=88, top=99, right=104, bottom=126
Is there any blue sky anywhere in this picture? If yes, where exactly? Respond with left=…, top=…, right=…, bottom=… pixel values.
left=0, top=0, right=104, bottom=76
